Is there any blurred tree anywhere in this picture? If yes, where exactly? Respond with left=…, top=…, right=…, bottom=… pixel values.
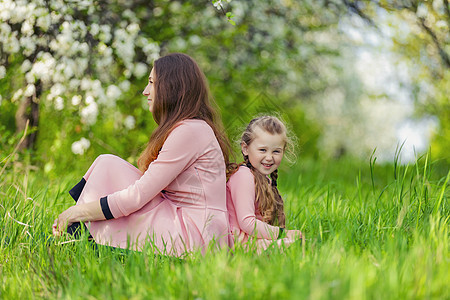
left=0, top=0, right=161, bottom=150
left=158, top=0, right=351, bottom=155
left=339, top=0, right=450, bottom=161
left=1, top=0, right=352, bottom=173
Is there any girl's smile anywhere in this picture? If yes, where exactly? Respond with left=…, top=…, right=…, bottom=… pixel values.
left=241, top=127, right=285, bottom=176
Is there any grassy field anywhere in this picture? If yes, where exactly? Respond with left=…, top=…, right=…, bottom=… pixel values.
left=0, top=154, right=448, bottom=299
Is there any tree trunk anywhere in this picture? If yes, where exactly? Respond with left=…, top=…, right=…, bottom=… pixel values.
left=15, top=81, right=41, bottom=150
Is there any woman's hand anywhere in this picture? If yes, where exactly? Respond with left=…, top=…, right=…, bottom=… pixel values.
left=286, top=229, right=303, bottom=240
left=52, top=201, right=105, bottom=236
left=52, top=206, right=79, bottom=237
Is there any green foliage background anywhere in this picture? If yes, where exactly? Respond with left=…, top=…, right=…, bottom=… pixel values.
left=1, top=1, right=449, bottom=174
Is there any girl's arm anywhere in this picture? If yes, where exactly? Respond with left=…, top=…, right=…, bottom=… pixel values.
left=229, top=167, right=281, bottom=240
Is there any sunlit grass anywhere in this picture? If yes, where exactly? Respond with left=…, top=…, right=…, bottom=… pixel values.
left=0, top=155, right=448, bottom=299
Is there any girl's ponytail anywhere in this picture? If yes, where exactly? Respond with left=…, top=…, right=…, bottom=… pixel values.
left=243, top=155, right=285, bottom=227
left=270, top=169, right=285, bottom=227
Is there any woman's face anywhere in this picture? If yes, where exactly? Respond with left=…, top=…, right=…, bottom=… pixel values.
left=142, top=68, right=155, bottom=112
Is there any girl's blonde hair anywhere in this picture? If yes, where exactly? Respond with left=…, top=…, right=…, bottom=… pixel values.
left=227, top=115, right=295, bottom=227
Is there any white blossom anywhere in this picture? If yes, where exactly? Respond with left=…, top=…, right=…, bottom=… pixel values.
left=71, top=95, right=82, bottom=106
left=106, top=85, right=121, bottom=100
left=0, top=0, right=14, bottom=21
left=123, top=9, right=137, bottom=21
left=126, top=23, right=140, bottom=35
left=50, top=11, right=61, bottom=23
left=80, top=78, right=91, bottom=91
left=119, top=80, right=131, bottom=92
left=79, top=42, right=89, bottom=55
left=213, top=0, right=223, bottom=10
left=189, top=35, right=201, bottom=45
left=9, top=3, right=27, bottom=24
left=435, top=20, right=447, bottom=29
left=416, top=4, right=428, bottom=18
left=124, top=115, right=136, bottom=130
left=133, top=62, right=148, bottom=78
left=0, top=65, right=6, bottom=79
left=63, top=62, right=74, bottom=78
left=0, top=23, right=11, bottom=35
left=170, top=1, right=182, bottom=12
left=173, top=37, right=186, bottom=50
left=24, top=84, right=36, bottom=97
left=28, top=52, right=56, bottom=84
left=99, top=25, right=112, bottom=43
left=71, top=137, right=91, bottom=155
left=153, top=7, right=163, bottom=17
left=91, top=80, right=102, bottom=93
left=12, top=88, right=23, bottom=102
left=20, top=36, right=36, bottom=56
left=85, top=95, right=94, bottom=104
left=142, top=42, right=160, bottom=63
left=5, top=35, right=19, bottom=53
left=20, top=60, right=32, bottom=73
left=36, top=14, right=51, bottom=31
left=49, top=83, right=65, bottom=97
left=21, top=20, right=34, bottom=36
left=81, top=101, right=98, bottom=125
left=54, top=96, right=64, bottom=110
left=25, top=71, right=35, bottom=84
left=77, top=0, right=93, bottom=10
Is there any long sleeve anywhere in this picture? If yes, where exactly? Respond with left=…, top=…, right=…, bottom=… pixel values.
left=105, top=122, right=205, bottom=218
left=228, top=167, right=280, bottom=239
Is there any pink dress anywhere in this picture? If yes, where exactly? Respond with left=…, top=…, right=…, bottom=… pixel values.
left=72, top=119, right=230, bottom=256
left=226, top=166, right=295, bottom=251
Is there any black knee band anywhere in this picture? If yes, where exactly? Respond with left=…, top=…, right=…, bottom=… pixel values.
left=69, top=178, right=86, bottom=202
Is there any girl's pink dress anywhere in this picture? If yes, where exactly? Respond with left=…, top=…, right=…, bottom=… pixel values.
left=226, top=166, right=295, bottom=251
left=72, top=119, right=230, bottom=256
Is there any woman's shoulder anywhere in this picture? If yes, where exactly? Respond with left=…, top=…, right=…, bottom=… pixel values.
left=171, top=119, right=214, bottom=136
left=164, top=119, right=217, bottom=154
left=177, top=118, right=211, bottom=129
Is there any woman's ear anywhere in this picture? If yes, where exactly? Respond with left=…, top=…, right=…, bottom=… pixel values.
left=241, top=142, right=249, bottom=156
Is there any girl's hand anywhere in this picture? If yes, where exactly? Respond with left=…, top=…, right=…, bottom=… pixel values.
left=53, top=206, right=78, bottom=237
left=286, top=229, right=303, bottom=240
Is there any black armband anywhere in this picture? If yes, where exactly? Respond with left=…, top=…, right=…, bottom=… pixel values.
left=100, top=196, right=114, bottom=220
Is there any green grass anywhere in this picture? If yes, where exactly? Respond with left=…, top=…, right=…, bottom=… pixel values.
left=0, top=155, right=448, bottom=299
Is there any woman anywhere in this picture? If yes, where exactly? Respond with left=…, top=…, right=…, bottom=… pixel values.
left=53, top=53, right=232, bottom=256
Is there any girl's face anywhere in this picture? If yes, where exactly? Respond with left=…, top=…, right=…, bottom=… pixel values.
left=142, top=68, right=155, bottom=112
left=242, top=127, right=285, bottom=176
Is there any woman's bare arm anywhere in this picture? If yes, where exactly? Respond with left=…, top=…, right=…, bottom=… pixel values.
left=53, top=201, right=105, bottom=236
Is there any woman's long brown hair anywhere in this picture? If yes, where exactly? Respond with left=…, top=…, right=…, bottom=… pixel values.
left=227, top=116, right=293, bottom=227
left=138, top=53, right=231, bottom=171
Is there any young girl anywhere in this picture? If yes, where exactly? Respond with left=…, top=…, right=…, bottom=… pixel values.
left=226, top=115, right=302, bottom=251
